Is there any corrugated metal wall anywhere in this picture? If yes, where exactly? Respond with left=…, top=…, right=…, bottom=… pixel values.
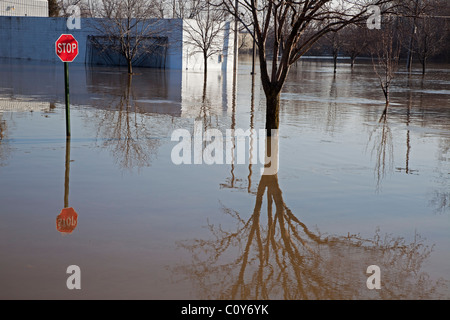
left=0, top=0, right=48, bottom=17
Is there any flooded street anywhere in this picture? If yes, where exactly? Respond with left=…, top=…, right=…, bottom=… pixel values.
left=0, top=56, right=449, bottom=299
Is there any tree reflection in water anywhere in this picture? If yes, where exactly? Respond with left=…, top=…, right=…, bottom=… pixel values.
left=90, top=75, right=161, bottom=170
left=198, top=78, right=214, bottom=131
left=429, top=137, right=450, bottom=215
left=174, top=136, right=447, bottom=300
left=0, top=113, right=10, bottom=166
left=367, top=114, right=394, bottom=192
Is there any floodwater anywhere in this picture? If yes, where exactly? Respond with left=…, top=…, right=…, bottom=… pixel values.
left=0, top=56, right=449, bottom=299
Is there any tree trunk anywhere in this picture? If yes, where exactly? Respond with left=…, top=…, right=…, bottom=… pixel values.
left=265, top=90, right=281, bottom=136
left=127, top=59, right=133, bottom=75
left=422, top=58, right=427, bottom=76
left=379, top=101, right=389, bottom=123
left=126, top=74, right=132, bottom=105
left=202, top=77, right=207, bottom=103
left=380, top=86, right=390, bottom=122
left=203, top=51, right=208, bottom=79
left=333, top=53, right=338, bottom=73
left=351, top=56, right=356, bottom=69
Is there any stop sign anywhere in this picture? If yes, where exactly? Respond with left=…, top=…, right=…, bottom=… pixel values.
left=55, top=34, right=79, bottom=62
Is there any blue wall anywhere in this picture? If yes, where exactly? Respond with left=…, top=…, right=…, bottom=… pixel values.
left=0, top=16, right=184, bottom=69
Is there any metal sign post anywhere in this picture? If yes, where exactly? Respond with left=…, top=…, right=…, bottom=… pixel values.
left=55, top=34, right=79, bottom=138
left=64, top=62, right=71, bottom=137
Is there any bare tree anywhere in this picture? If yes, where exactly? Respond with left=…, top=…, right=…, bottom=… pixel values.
left=170, top=0, right=207, bottom=18
left=220, top=0, right=399, bottom=134
left=402, top=0, right=449, bottom=74
left=342, top=23, right=371, bottom=68
left=183, top=2, right=228, bottom=79
left=369, top=15, right=401, bottom=121
left=91, top=0, right=166, bottom=74
left=59, top=0, right=91, bottom=17
left=48, top=0, right=61, bottom=17
left=238, top=30, right=253, bottom=53
left=414, top=7, right=449, bottom=75
left=325, top=29, right=343, bottom=73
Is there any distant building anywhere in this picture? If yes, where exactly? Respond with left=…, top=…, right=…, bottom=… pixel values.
left=0, top=16, right=235, bottom=71
left=0, top=98, right=50, bottom=112
left=239, top=31, right=254, bottom=54
left=0, top=0, right=48, bottom=17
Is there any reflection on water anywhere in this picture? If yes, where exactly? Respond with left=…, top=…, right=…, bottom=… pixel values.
left=0, top=57, right=448, bottom=299
left=395, top=97, right=414, bottom=175
left=429, top=136, right=450, bottom=215
left=174, top=137, right=446, bottom=300
left=0, top=112, right=9, bottom=166
left=176, top=174, right=445, bottom=299
left=366, top=115, right=394, bottom=192
left=56, top=207, right=78, bottom=234
left=86, top=75, right=162, bottom=170
left=56, top=138, right=79, bottom=235
left=64, top=138, right=71, bottom=209
left=85, top=66, right=182, bottom=116
left=221, top=73, right=258, bottom=194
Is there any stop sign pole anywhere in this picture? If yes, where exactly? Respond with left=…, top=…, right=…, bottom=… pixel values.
left=55, top=34, right=79, bottom=138
left=64, top=62, right=71, bottom=137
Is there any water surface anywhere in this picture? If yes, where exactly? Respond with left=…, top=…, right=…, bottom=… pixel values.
left=0, top=57, right=449, bottom=299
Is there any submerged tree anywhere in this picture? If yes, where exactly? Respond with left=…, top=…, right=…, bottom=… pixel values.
left=402, top=0, right=450, bottom=75
left=414, top=14, right=448, bottom=75
left=326, top=29, right=343, bottom=73
left=220, top=0, right=398, bottom=134
left=369, top=14, right=401, bottom=120
left=342, top=22, right=371, bottom=68
left=183, top=2, right=228, bottom=79
left=91, top=0, right=167, bottom=74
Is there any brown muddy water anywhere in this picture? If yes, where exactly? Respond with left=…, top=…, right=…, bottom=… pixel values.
left=0, top=56, right=449, bottom=299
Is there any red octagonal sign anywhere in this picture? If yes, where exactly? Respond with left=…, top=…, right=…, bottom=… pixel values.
left=55, top=34, right=79, bottom=62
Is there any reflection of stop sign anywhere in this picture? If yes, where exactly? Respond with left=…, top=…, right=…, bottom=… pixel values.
left=56, top=207, right=78, bottom=234
left=55, top=34, right=79, bottom=62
